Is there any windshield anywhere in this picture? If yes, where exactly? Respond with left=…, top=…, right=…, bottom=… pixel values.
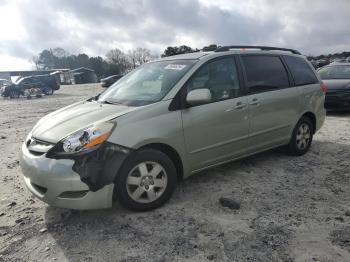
left=318, top=65, right=350, bottom=79
left=98, top=59, right=196, bottom=106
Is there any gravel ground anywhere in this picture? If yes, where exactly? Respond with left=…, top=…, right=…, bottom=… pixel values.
left=0, top=84, right=349, bottom=262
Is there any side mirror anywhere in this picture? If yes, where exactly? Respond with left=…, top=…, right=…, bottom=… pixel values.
left=186, top=89, right=212, bottom=106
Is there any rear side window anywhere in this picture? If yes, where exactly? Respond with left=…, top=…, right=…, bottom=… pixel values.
left=284, top=56, right=318, bottom=85
left=241, top=55, right=289, bottom=93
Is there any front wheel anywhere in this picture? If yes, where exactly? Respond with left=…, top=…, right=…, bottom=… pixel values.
left=288, top=116, right=313, bottom=156
left=114, top=149, right=177, bottom=211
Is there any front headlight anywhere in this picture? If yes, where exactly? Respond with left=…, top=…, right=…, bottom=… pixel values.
left=47, top=122, right=115, bottom=158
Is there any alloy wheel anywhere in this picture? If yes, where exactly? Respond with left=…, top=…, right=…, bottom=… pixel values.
left=126, top=161, right=168, bottom=204
left=296, top=123, right=311, bottom=150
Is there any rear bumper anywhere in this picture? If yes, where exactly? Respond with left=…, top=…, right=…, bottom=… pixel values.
left=19, top=143, right=114, bottom=210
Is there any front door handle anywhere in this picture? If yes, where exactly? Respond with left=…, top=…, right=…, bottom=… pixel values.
left=235, top=101, right=247, bottom=110
left=225, top=101, right=247, bottom=112
left=249, top=98, right=259, bottom=106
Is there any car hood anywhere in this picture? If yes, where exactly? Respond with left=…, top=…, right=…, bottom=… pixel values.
left=31, top=100, right=138, bottom=143
left=323, top=79, right=350, bottom=91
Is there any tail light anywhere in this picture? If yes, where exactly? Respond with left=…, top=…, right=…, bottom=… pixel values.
left=320, top=81, right=327, bottom=94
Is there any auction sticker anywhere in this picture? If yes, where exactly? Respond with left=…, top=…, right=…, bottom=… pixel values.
left=165, top=64, right=187, bottom=70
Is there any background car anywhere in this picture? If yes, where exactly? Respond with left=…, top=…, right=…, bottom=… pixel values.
left=100, top=74, right=123, bottom=88
left=19, top=75, right=60, bottom=95
left=0, top=78, right=13, bottom=88
left=0, top=79, right=14, bottom=96
left=1, top=75, right=60, bottom=99
left=316, top=58, right=330, bottom=68
left=318, top=62, right=350, bottom=111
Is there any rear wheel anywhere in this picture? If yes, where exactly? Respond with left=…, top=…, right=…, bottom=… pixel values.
left=114, top=149, right=177, bottom=211
left=288, top=116, right=313, bottom=156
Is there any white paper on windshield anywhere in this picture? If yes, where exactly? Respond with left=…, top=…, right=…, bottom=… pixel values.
left=164, top=64, right=187, bottom=70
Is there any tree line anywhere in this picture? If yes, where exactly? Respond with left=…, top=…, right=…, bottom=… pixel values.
left=307, top=51, right=350, bottom=61
left=32, top=47, right=156, bottom=78
left=32, top=44, right=219, bottom=78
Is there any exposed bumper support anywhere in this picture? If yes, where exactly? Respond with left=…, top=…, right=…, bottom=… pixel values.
left=71, top=143, right=131, bottom=191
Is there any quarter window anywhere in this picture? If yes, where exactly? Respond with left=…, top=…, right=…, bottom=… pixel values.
left=185, top=57, right=241, bottom=102
left=284, top=56, right=318, bottom=85
left=242, top=55, right=290, bottom=93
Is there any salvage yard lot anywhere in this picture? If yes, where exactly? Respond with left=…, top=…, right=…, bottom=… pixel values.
left=0, top=84, right=349, bottom=262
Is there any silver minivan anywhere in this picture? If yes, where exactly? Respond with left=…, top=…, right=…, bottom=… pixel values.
left=20, top=46, right=326, bottom=211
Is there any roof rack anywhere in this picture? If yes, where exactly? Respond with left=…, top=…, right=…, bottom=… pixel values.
left=215, top=45, right=301, bottom=55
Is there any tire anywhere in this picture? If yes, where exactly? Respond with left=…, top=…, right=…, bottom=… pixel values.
left=36, top=94, right=42, bottom=98
left=26, top=95, right=32, bottom=99
left=114, top=149, right=177, bottom=211
left=288, top=116, right=314, bottom=156
left=43, top=87, right=53, bottom=95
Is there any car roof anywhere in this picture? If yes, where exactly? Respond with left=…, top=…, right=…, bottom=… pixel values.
left=157, top=52, right=211, bottom=61
left=157, top=49, right=304, bottom=62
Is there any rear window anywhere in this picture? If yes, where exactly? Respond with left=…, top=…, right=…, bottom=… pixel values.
left=242, top=55, right=289, bottom=93
left=284, top=56, right=318, bottom=85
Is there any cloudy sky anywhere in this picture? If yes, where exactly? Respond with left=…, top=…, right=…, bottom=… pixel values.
left=0, top=0, right=349, bottom=70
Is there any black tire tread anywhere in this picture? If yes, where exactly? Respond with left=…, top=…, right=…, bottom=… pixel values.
left=288, top=116, right=313, bottom=156
left=114, top=148, right=177, bottom=211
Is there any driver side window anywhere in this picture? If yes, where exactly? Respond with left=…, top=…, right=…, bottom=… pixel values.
left=185, top=57, right=241, bottom=102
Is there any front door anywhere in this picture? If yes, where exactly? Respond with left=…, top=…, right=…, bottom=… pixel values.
left=181, top=57, right=249, bottom=171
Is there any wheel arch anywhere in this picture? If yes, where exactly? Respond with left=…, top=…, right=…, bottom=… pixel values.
left=301, top=111, right=316, bottom=133
left=139, top=143, right=184, bottom=181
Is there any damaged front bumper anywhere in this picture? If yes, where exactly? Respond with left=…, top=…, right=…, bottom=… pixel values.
left=19, top=141, right=123, bottom=210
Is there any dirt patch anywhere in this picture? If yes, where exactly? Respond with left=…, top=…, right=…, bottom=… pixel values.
left=330, top=226, right=350, bottom=253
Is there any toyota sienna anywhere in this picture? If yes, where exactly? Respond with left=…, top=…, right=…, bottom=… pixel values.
left=20, top=46, right=326, bottom=211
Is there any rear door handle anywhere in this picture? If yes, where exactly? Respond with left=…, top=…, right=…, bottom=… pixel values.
left=249, top=98, right=259, bottom=106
